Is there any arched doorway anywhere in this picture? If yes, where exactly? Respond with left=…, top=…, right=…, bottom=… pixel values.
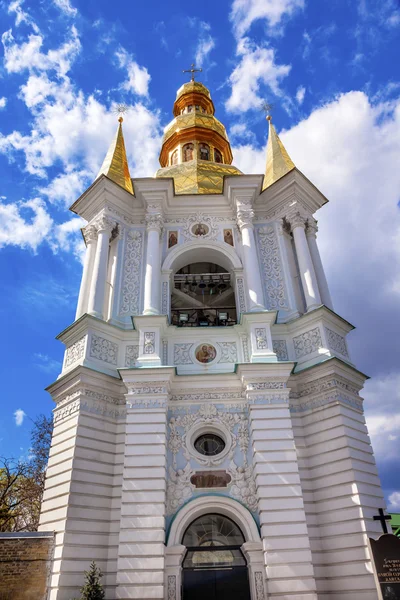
left=181, top=514, right=251, bottom=600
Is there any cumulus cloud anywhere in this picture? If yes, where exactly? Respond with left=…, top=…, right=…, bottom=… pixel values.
left=230, top=0, right=304, bottom=38
left=2, top=26, right=81, bottom=76
left=225, top=38, right=290, bottom=112
left=116, top=48, right=151, bottom=97
left=0, top=97, right=6, bottom=109
left=14, top=409, right=26, bottom=426
left=0, top=198, right=53, bottom=251
left=7, top=0, right=39, bottom=32
left=388, top=491, right=400, bottom=511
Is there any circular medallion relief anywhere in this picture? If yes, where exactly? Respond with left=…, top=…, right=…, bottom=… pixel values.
left=191, top=223, right=209, bottom=237
left=195, top=343, right=217, bottom=364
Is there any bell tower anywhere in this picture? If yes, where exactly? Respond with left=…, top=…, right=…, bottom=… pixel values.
left=39, top=76, right=387, bottom=600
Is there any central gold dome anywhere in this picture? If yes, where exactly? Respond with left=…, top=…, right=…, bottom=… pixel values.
left=156, top=81, right=242, bottom=194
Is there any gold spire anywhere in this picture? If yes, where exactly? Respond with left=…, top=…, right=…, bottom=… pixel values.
left=96, top=117, right=133, bottom=194
left=262, top=116, right=295, bottom=190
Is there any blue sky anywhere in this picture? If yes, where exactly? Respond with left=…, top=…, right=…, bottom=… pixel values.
left=0, top=0, right=399, bottom=509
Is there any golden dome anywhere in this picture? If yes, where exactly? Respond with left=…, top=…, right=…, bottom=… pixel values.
left=156, top=81, right=241, bottom=194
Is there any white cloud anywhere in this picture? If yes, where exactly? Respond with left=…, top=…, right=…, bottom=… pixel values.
left=187, top=18, right=216, bottom=67
left=0, top=198, right=53, bottom=251
left=52, top=217, right=86, bottom=262
left=2, top=26, right=81, bottom=76
left=230, top=0, right=304, bottom=38
left=116, top=48, right=151, bottom=97
left=33, top=353, right=62, bottom=373
left=388, top=492, right=400, bottom=511
left=225, top=38, right=291, bottom=112
left=8, top=0, right=39, bottom=32
left=0, top=97, right=7, bottom=109
left=39, top=168, right=90, bottom=206
left=14, top=408, right=26, bottom=426
left=53, top=0, right=77, bottom=16
left=296, top=85, right=306, bottom=104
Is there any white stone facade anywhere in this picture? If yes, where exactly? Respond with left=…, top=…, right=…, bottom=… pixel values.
left=39, top=171, right=385, bottom=600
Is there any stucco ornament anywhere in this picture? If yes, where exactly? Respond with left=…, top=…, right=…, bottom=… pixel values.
left=180, top=212, right=226, bottom=241
left=166, top=463, right=195, bottom=515
left=257, top=225, right=288, bottom=310
left=119, top=230, right=143, bottom=316
left=228, top=460, right=258, bottom=513
left=167, top=403, right=249, bottom=468
left=293, top=327, right=322, bottom=358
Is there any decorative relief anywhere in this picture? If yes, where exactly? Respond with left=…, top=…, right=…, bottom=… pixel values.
left=174, top=343, right=193, bottom=365
left=248, top=394, right=289, bottom=405
left=119, top=230, right=143, bottom=316
left=257, top=225, right=288, bottom=310
left=171, top=389, right=244, bottom=402
left=293, top=327, right=322, bottom=359
left=273, top=340, right=288, bottom=361
left=167, top=575, right=176, bottom=600
left=255, top=328, right=268, bottom=350
left=228, top=461, right=258, bottom=512
left=325, top=327, right=349, bottom=358
left=290, top=394, right=363, bottom=413
left=236, top=201, right=254, bottom=230
left=144, top=332, right=155, bottom=354
left=54, top=394, right=126, bottom=423
left=247, top=381, right=286, bottom=390
left=90, top=334, right=118, bottom=365
left=162, top=339, right=168, bottom=365
left=128, top=383, right=168, bottom=395
left=218, top=342, right=238, bottom=363
left=125, top=344, right=139, bottom=367
left=236, top=277, right=247, bottom=314
left=83, top=389, right=123, bottom=405
left=254, top=572, right=265, bottom=600
left=167, top=464, right=195, bottom=514
left=292, top=375, right=360, bottom=399
left=82, top=225, right=97, bottom=245
left=167, top=403, right=249, bottom=469
left=64, top=336, right=85, bottom=368
left=241, top=335, right=250, bottom=363
left=128, top=397, right=168, bottom=409
left=181, top=212, right=226, bottom=241
left=162, top=281, right=169, bottom=315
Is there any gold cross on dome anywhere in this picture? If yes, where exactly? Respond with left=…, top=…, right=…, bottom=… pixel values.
left=261, top=102, right=275, bottom=120
left=183, top=63, right=203, bottom=82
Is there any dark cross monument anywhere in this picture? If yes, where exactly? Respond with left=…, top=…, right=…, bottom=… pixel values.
left=183, top=63, right=203, bottom=82
left=370, top=509, right=400, bottom=599
left=375, top=508, right=392, bottom=534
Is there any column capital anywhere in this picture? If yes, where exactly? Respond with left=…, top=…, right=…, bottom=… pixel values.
left=287, top=211, right=307, bottom=230
left=83, top=225, right=98, bottom=244
left=145, top=203, right=164, bottom=233
left=306, top=217, right=318, bottom=237
left=236, top=203, right=255, bottom=231
left=94, top=214, right=115, bottom=234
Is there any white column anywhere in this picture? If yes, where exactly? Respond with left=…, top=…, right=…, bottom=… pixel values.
left=290, top=212, right=321, bottom=312
left=143, top=207, right=163, bottom=316
left=87, top=215, right=113, bottom=319
left=75, top=225, right=97, bottom=320
left=306, top=219, right=333, bottom=311
left=237, top=204, right=265, bottom=311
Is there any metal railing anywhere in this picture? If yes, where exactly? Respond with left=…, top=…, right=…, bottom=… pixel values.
left=171, top=307, right=236, bottom=327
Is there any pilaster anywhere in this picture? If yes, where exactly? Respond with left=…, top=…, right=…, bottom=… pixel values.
left=116, top=368, right=175, bottom=600
left=238, top=363, right=318, bottom=600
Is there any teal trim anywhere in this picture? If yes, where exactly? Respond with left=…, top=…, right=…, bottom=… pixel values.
left=292, top=355, right=369, bottom=380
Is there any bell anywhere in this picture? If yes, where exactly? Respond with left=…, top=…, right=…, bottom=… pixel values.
left=217, top=275, right=227, bottom=290
left=198, top=276, right=207, bottom=289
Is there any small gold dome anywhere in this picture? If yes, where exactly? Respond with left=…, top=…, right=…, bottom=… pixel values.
left=157, top=81, right=241, bottom=195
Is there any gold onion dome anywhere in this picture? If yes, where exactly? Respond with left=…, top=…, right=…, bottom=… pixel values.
left=156, top=81, right=242, bottom=194
left=96, top=117, right=133, bottom=195
left=262, top=116, right=295, bottom=190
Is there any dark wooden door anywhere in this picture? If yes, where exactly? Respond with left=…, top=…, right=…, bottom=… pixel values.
left=183, top=567, right=251, bottom=600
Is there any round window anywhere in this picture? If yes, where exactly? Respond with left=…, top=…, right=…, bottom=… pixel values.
left=194, top=434, right=225, bottom=457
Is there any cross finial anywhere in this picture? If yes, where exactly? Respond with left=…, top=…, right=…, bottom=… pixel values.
left=113, top=104, right=129, bottom=122
left=183, top=63, right=203, bottom=82
left=261, top=102, right=275, bottom=121
left=373, top=508, right=391, bottom=534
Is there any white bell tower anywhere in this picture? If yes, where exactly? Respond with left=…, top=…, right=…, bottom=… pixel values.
left=39, top=81, right=386, bottom=600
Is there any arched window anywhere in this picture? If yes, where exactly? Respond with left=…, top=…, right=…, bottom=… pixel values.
left=199, top=143, right=210, bottom=161
left=182, top=514, right=247, bottom=569
left=214, top=148, right=223, bottom=163
left=187, top=105, right=193, bottom=113
left=195, top=105, right=200, bottom=112
left=183, top=143, right=194, bottom=162
left=171, top=149, right=178, bottom=165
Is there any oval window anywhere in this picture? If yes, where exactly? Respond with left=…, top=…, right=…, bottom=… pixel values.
left=194, top=433, right=225, bottom=456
